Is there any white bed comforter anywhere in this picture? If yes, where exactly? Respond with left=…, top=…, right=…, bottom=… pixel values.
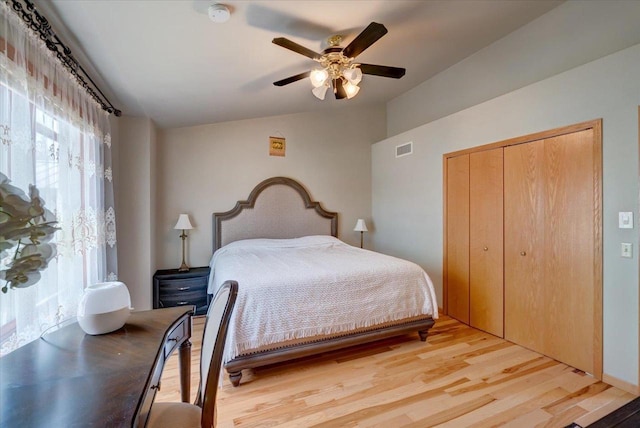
left=208, top=235, right=438, bottom=363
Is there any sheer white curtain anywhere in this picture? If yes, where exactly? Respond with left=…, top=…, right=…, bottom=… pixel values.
left=0, top=2, right=117, bottom=355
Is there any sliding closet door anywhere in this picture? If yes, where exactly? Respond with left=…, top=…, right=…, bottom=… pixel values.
left=445, top=154, right=470, bottom=324
left=504, top=140, right=545, bottom=352
left=469, top=148, right=504, bottom=337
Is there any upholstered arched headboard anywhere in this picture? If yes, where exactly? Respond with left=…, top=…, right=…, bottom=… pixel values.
left=212, top=177, right=338, bottom=251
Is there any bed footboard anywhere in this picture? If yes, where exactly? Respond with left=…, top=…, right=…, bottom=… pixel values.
left=224, top=317, right=435, bottom=387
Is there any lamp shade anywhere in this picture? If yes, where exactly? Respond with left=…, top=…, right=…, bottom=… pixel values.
left=353, top=218, right=368, bottom=232
left=344, top=81, right=360, bottom=99
left=343, top=67, right=363, bottom=85
left=312, top=84, right=329, bottom=100
left=310, top=68, right=329, bottom=87
left=174, top=214, right=193, bottom=230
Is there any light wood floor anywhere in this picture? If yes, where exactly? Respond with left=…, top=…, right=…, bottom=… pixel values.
left=156, top=316, right=636, bottom=427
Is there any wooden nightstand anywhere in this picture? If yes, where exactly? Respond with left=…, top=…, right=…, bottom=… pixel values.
left=153, top=267, right=211, bottom=316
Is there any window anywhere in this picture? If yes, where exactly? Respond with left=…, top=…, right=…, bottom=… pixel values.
left=0, top=4, right=117, bottom=354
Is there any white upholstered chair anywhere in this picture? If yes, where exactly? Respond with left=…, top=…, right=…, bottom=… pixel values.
left=148, top=280, right=238, bottom=428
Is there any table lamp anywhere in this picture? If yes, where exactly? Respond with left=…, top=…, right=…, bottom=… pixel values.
left=353, top=218, right=368, bottom=249
left=174, top=214, right=194, bottom=272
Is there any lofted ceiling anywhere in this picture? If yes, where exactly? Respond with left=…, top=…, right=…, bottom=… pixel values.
left=40, top=0, right=564, bottom=129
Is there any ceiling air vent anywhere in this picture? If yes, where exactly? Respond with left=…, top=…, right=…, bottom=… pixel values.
left=396, top=141, right=413, bottom=158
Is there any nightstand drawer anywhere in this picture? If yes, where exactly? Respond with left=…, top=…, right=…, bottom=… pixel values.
left=157, top=276, right=207, bottom=293
left=159, top=291, right=207, bottom=307
left=161, top=296, right=206, bottom=316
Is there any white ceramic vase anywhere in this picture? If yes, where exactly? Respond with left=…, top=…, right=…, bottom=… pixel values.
left=77, top=281, right=132, bottom=335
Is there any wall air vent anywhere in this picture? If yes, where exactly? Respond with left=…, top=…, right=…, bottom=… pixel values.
left=396, top=141, right=413, bottom=158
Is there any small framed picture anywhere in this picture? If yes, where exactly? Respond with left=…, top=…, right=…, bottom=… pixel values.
left=269, top=136, right=286, bottom=157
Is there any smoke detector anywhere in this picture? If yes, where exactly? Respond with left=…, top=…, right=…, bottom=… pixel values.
left=208, top=4, right=230, bottom=23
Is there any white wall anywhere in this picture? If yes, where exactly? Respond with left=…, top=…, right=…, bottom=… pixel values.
left=387, top=0, right=640, bottom=137
left=116, top=116, right=157, bottom=312
left=107, top=0, right=640, bottom=390
left=372, top=44, right=640, bottom=387
left=156, top=105, right=385, bottom=271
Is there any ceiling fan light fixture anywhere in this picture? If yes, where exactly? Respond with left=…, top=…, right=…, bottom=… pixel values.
left=312, top=84, right=329, bottom=100
left=310, top=68, right=329, bottom=87
left=343, top=67, right=363, bottom=85
left=272, top=22, right=405, bottom=101
left=344, top=81, right=360, bottom=99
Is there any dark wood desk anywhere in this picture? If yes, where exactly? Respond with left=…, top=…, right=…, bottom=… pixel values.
left=0, top=306, right=194, bottom=427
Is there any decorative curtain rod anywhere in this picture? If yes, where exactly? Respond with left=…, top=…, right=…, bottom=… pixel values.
left=9, top=0, right=122, bottom=116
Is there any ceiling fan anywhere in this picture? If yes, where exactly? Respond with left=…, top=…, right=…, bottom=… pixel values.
left=272, top=22, right=406, bottom=100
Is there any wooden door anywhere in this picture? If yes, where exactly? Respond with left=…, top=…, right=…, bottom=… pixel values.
left=505, top=128, right=601, bottom=376
left=445, top=154, right=470, bottom=324
left=543, top=129, right=599, bottom=374
left=504, top=139, right=546, bottom=352
left=469, top=148, right=504, bottom=337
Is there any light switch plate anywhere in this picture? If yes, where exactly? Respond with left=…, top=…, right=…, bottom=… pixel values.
left=622, top=242, right=633, bottom=258
left=619, top=212, right=633, bottom=228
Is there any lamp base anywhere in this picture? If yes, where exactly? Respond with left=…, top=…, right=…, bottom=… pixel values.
left=178, top=230, right=190, bottom=272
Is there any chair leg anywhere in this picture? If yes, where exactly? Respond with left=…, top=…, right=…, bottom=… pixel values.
left=228, top=370, right=242, bottom=387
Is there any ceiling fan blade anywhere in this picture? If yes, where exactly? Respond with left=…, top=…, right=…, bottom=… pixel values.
left=272, top=37, right=322, bottom=60
left=333, top=79, right=347, bottom=99
left=359, top=63, right=406, bottom=79
left=273, top=71, right=311, bottom=86
left=342, top=22, right=388, bottom=59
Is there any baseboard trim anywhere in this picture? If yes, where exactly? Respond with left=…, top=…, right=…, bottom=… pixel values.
left=603, top=373, right=640, bottom=395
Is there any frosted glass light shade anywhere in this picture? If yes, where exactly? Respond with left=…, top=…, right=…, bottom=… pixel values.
left=312, top=84, right=329, bottom=100
left=174, top=214, right=193, bottom=230
left=310, top=69, right=329, bottom=87
left=343, top=67, right=362, bottom=85
left=353, top=218, right=368, bottom=232
left=344, top=81, right=360, bottom=99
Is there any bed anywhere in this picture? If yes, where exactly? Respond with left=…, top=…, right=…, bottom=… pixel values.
left=209, top=176, right=438, bottom=386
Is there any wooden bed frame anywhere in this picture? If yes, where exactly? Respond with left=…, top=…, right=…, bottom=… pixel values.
left=212, top=176, right=435, bottom=386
